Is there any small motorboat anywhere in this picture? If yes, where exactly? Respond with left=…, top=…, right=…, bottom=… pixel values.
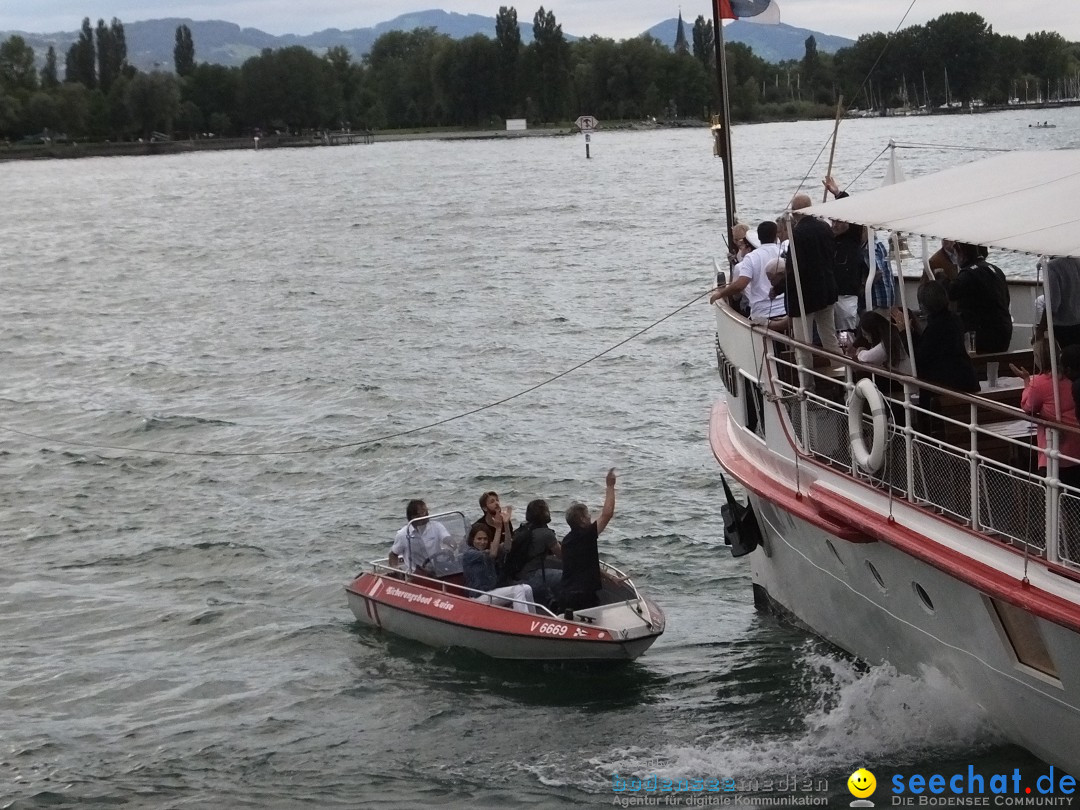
left=346, top=511, right=665, bottom=661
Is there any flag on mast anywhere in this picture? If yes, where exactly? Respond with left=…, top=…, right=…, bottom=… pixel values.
left=716, top=0, right=781, bottom=24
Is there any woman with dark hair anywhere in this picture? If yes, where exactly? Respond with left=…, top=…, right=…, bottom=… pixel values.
left=851, top=310, right=910, bottom=374
left=503, top=498, right=562, bottom=605
left=947, top=242, right=1012, bottom=353
left=462, top=514, right=535, bottom=613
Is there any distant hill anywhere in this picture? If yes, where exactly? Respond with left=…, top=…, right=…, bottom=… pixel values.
left=644, top=18, right=854, bottom=62
left=3, top=9, right=846, bottom=72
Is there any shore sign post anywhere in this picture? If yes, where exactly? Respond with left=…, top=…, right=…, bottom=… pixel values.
left=575, top=115, right=598, bottom=159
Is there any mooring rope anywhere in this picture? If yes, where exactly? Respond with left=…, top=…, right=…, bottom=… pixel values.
left=0, top=289, right=713, bottom=458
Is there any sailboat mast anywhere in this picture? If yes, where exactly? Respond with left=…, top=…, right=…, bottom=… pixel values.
left=711, top=6, right=738, bottom=247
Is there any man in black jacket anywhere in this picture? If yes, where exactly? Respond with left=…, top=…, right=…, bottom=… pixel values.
left=559, top=468, right=616, bottom=614
left=786, top=193, right=840, bottom=370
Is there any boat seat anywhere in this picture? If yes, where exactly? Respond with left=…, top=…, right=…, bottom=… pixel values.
left=435, top=572, right=470, bottom=598
left=569, top=601, right=643, bottom=631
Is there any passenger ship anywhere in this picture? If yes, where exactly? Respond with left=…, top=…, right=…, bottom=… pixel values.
left=709, top=150, right=1080, bottom=776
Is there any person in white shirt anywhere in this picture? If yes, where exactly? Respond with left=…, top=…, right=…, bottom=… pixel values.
left=389, top=499, right=452, bottom=576
left=710, top=220, right=787, bottom=324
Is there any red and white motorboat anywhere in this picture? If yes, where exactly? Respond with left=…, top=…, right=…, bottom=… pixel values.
left=345, top=511, right=665, bottom=661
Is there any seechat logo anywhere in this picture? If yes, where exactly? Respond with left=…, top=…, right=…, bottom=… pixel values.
left=890, top=765, right=1077, bottom=805
left=849, top=768, right=877, bottom=807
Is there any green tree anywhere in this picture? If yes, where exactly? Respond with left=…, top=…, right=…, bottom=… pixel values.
left=0, top=90, right=21, bottom=136
left=54, top=82, right=92, bottom=137
left=495, top=6, right=521, bottom=117
left=174, top=24, right=195, bottom=77
left=432, top=34, right=500, bottom=125
left=41, top=45, right=59, bottom=89
left=527, top=6, right=570, bottom=122
left=0, top=35, right=39, bottom=94
left=922, top=12, right=993, bottom=105
left=65, top=18, right=96, bottom=87
left=207, top=111, right=232, bottom=137
left=1023, top=31, right=1070, bottom=100
left=96, top=19, right=115, bottom=92
left=183, top=63, right=240, bottom=132
left=324, top=45, right=359, bottom=126
left=25, top=91, right=61, bottom=134
left=238, top=47, right=334, bottom=132
left=126, top=71, right=181, bottom=139
left=364, top=29, right=446, bottom=128
left=691, top=16, right=714, bottom=71
left=982, top=32, right=1022, bottom=105
left=95, top=18, right=127, bottom=93
left=176, top=100, right=204, bottom=137
left=105, top=73, right=131, bottom=138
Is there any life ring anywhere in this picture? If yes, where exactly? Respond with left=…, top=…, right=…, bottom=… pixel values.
left=847, top=378, right=888, bottom=472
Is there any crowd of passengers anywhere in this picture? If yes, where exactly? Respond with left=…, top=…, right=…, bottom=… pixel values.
left=709, top=176, right=1080, bottom=487
left=387, top=468, right=618, bottom=615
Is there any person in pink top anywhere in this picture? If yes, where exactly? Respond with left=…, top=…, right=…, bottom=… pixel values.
left=1011, top=342, right=1080, bottom=488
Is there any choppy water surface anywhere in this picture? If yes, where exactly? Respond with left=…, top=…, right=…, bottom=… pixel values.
left=3, top=108, right=1079, bottom=808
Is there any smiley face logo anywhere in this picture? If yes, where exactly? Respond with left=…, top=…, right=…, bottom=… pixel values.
left=848, top=768, right=876, bottom=798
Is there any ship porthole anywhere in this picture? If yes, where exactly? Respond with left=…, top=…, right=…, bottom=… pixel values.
left=913, top=582, right=935, bottom=613
left=826, top=539, right=844, bottom=567
left=866, top=561, right=886, bottom=592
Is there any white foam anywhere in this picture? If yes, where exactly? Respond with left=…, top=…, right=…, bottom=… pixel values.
left=604, top=645, right=1001, bottom=781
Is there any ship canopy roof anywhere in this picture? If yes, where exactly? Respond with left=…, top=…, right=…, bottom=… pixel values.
left=802, top=149, right=1080, bottom=258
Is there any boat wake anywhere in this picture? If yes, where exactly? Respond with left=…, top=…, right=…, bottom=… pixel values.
left=605, top=646, right=1000, bottom=782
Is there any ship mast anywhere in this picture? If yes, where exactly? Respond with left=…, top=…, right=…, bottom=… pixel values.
left=710, top=5, right=738, bottom=250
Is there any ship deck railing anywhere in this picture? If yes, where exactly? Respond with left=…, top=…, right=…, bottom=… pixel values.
left=726, top=323, right=1080, bottom=571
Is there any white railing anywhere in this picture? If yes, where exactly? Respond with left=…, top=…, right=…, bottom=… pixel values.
left=728, top=324, right=1080, bottom=569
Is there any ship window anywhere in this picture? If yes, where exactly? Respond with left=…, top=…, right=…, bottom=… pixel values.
left=913, top=582, right=935, bottom=613
left=716, top=337, right=740, bottom=395
left=866, top=561, right=886, bottom=592
left=990, top=598, right=1059, bottom=679
left=743, top=376, right=765, bottom=438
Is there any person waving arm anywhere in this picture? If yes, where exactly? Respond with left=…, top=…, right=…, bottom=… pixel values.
left=596, top=468, right=617, bottom=534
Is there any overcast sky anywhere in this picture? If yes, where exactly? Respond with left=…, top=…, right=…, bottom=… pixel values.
left=3, top=1, right=1079, bottom=43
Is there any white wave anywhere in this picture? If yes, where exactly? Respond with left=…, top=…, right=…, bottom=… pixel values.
left=604, top=645, right=999, bottom=782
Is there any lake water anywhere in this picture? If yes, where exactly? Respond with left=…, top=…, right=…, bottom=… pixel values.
left=3, top=108, right=1079, bottom=809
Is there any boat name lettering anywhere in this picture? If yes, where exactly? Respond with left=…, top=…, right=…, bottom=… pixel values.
left=385, top=586, right=433, bottom=606
left=432, top=599, right=454, bottom=611
left=530, top=621, right=570, bottom=636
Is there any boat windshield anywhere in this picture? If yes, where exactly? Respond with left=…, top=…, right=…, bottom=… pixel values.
left=410, top=510, right=468, bottom=577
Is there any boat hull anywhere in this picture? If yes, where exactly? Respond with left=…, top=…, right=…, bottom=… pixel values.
left=346, top=573, right=664, bottom=661
left=743, top=479, right=1080, bottom=778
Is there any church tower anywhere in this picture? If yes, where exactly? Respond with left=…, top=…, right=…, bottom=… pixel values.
left=674, top=8, right=689, bottom=55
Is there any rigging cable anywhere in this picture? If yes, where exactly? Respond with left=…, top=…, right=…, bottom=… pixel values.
left=790, top=0, right=921, bottom=198
left=0, top=289, right=713, bottom=459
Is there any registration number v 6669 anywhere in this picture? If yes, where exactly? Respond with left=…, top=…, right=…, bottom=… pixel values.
left=530, top=621, right=568, bottom=635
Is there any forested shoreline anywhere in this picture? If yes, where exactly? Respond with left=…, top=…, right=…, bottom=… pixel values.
left=1, top=7, right=1077, bottom=147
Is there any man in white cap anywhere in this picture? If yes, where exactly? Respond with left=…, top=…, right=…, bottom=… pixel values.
left=710, top=221, right=786, bottom=327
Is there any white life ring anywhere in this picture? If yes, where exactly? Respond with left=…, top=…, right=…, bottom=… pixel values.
left=847, top=378, right=888, bottom=472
